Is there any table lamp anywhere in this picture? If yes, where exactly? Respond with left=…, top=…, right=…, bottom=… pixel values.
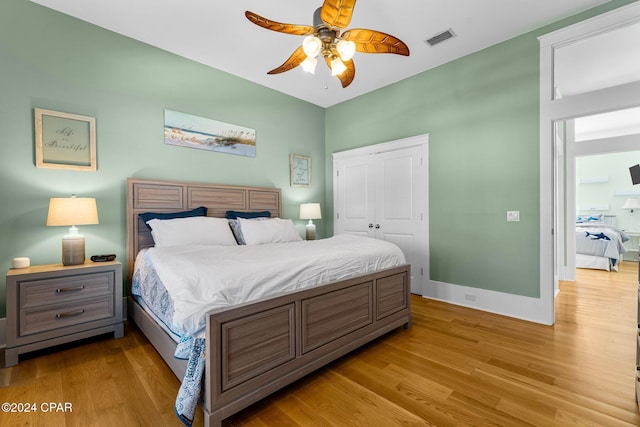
left=622, top=198, right=640, bottom=214
left=47, top=195, right=99, bottom=265
left=622, top=198, right=640, bottom=231
left=299, top=203, right=321, bottom=240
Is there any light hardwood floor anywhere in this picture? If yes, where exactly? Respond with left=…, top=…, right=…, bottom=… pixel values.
left=1, top=262, right=639, bottom=426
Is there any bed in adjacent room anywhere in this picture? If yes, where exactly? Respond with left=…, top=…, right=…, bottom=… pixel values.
left=575, top=214, right=629, bottom=272
left=126, top=177, right=411, bottom=427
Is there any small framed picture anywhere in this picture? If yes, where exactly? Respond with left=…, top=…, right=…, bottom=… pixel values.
left=290, top=154, right=311, bottom=187
left=34, top=108, right=97, bottom=171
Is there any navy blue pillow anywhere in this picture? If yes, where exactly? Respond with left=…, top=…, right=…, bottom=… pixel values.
left=225, top=210, right=271, bottom=220
left=139, top=206, right=207, bottom=230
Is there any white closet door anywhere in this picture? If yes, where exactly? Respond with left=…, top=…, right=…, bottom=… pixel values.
left=334, top=135, right=428, bottom=294
left=374, top=146, right=424, bottom=288
left=335, top=157, right=375, bottom=237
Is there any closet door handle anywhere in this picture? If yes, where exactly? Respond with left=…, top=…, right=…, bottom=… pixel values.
left=368, top=224, right=374, bottom=229
left=375, top=224, right=380, bottom=229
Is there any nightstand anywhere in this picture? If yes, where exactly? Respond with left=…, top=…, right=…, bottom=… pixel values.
left=5, top=260, right=123, bottom=367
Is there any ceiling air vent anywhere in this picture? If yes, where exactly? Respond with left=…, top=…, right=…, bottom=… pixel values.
left=425, top=29, right=456, bottom=47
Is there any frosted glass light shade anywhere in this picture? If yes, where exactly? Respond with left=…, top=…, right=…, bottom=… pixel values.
left=302, top=35, right=321, bottom=58
left=301, top=56, right=318, bottom=74
left=336, top=39, right=356, bottom=61
left=330, top=57, right=347, bottom=76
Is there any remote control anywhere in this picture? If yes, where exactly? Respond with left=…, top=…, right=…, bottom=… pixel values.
left=91, top=254, right=116, bottom=262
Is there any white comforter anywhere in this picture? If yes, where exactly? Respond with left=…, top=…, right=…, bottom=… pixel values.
left=145, top=234, right=406, bottom=337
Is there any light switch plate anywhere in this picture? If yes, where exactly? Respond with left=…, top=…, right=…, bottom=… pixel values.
left=507, top=211, right=520, bottom=222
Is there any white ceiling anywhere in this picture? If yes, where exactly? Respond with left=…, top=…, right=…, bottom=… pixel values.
left=31, top=0, right=613, bottom=108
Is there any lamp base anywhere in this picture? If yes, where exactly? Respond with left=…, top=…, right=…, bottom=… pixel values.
left=305, top=222, right=316, bottom=240
left=62, top=236, right=85, bottom=266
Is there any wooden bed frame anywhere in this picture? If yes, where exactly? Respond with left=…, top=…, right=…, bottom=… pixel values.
left=126, top=177, right=412, bottom=427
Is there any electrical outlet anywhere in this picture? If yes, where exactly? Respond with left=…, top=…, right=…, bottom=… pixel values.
left=507, top=211, right=520, bottom=222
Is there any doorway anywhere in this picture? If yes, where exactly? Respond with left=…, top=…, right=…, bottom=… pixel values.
left=559, top=108, right=640, bottom=282
left=539, top=2, right=640, bottom=324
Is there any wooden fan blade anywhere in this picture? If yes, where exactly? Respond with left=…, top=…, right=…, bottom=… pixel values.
left=342, top=29, right=410, bottom=56
left=324, top=56, right=355, bottom=88
left=267, top=46, right=307, bottom=74
left=320, top=0, right=357, bottom=29
left=338, top=59, right=356, bottom=88
left=245, top=11, right=314, bottom=35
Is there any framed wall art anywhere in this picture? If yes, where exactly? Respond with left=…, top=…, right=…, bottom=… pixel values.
left=34, top=108, right=97, bottom=171
left=164, top=109, right=256, bottom=158
left=290, top=154, right=311, bottom=187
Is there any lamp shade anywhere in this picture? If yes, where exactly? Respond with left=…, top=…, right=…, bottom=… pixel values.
left=622, top=198, right=640, bottom=210
left=47, top=196, right=99, bottom=266
left=299, top=203, right=321, bottom=220
left=47, top=197, right=99, bottom=226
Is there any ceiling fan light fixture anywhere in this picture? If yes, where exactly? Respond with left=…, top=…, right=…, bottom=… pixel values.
left=246, top=2, right=409, bottom=89
left=330, top=57, right=347, bottom=76
left=336, top=39, right=356, bottom=61
left=302, top=35, right=322, bottom=58
left=301, top=56, right=318, bottom=74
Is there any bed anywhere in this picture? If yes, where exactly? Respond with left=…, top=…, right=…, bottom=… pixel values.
left=575, top=214, right=629, bottom=272
left=126, top=177, right=412, bottom=427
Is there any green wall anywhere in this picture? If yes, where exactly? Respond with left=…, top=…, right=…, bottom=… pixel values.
left=0, top=1, right=325, bottom=317
left=0, top=0, right=635, bottom=319
left=325, top=36, right=541, bottom=297
left=325, top=0, right=637, bottom=298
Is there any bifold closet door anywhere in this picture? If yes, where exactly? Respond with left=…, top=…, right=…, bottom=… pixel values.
left=334, top=144, right=426, bottom=294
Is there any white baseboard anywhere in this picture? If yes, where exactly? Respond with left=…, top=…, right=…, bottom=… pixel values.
left=424, top=280, right=551, bottom=325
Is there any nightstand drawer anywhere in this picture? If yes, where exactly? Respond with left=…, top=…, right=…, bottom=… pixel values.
left=20, top=296, right=114, bottom=337
left=20, top=272, right=113, bottom=309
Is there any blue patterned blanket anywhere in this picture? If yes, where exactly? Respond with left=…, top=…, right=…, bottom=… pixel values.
left=131, top=252, right=203, bottom=426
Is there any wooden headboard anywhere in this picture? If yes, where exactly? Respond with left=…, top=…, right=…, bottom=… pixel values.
left=126, top=177, right=282, bottom=281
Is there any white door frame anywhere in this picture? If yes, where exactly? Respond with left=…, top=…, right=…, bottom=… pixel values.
left=539, top=2, right=640, bottom=325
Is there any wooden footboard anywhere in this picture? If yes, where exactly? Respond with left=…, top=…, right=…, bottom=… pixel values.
left=126, top=178, right=412, bottom=426
left=203, top=264, right=411, bottom=427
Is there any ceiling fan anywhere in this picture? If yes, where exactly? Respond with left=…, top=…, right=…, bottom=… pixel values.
left=245, top=0, right=410, bottom=88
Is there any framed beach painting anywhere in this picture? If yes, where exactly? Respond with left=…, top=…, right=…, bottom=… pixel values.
left=164, top=109, right=256, bottom=158
left=34, top=108, right=97, bottom=171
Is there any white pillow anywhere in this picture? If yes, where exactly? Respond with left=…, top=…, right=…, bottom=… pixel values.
left=147, top=216, right=238, bottom=247
left=238, top=217, right=302, bottom=245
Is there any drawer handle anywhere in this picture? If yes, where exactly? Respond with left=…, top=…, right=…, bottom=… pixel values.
left=56, top=309, right=85, bottom=319
left=56, top=285, right=85, bottom=293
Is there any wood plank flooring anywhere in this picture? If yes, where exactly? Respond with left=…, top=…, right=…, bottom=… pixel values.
left=1, top=262, right=639, bottom=426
